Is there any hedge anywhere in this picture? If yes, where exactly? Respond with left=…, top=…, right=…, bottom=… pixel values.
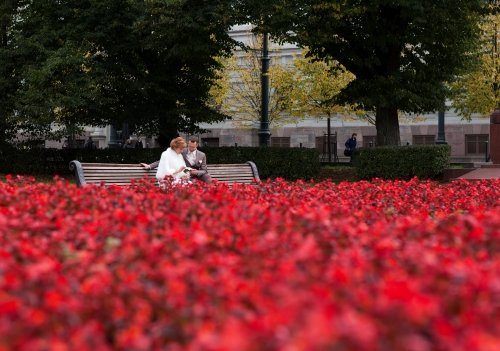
left=355, top=144, right=451, bottom=180
left=0, top=147, right=320, bottom=181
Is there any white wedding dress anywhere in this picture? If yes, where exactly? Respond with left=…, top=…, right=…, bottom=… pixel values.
left=155, top=148, right=190, bottom=185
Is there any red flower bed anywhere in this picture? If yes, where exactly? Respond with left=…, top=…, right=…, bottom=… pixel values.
left=0, top=176, right=499, bottom=350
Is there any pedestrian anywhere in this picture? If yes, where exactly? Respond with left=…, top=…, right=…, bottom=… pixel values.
left=344, top=133, right=357, bottom=161
left=84, top=136, right=95, bottom=149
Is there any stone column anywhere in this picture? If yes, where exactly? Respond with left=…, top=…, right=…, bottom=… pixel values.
left=491, top=107, right=500, bottom=164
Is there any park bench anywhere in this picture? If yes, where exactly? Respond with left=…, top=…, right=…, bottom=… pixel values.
left=69, top=160, right=261, bottom=187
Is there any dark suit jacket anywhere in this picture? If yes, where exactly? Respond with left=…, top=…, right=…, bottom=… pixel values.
left=182, top=149, right=208, bottom=177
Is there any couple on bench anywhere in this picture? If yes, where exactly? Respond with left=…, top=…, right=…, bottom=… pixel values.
left=140, top=137, right=212, bottom=185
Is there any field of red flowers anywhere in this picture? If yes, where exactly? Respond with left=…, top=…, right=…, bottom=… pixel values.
left=0, top=176, right=499, bottom=351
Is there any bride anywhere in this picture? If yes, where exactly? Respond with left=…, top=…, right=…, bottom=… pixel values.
left=156, top=137, right=190, bottom=185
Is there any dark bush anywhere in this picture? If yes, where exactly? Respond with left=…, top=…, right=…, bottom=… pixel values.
left=0, top=147, right=320, bottom=181
left=355, top=144, right=451, bottom=180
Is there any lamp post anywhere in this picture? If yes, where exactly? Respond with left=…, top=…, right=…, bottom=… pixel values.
left=327, top=117, right=332, bottom=162
left=258, top=32, right=271, bottom=146
left=490, top=0, right=499, bottom=164
left=436, top=110, right=447, bottom=144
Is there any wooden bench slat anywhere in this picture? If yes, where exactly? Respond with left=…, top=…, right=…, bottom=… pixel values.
left=80, top=163, right=144, bottom=167
left=210, top=171, right=254, bottom=175
left=85, top=181, right=150, bottom=184
left=83, top=168, right=150, bottom=172
left=213, top=174, right=254, bottom=177
left=84, top=173, right=156, bottom=176
left=84, top=175, right=154, bottom=178
left=84, top=177, right=153, bottom=180
left=210, top=168, right=253, bottom=171
left=207, top=163, right=253, bottom=167
left=84, top=173, right=252, bottom=178
left=210, top=173, right=254, bottom=177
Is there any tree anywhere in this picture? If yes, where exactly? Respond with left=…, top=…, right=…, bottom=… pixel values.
left=124, top=0, right=238, bottom=143
left=5, top=1, right=112, bottom=146
left=210, top=33, right=297, bottom=128
left=275, top=50, right=361, bottom=120
left=0, top=0, right=19, bottom=149
left=5, top=0, right=238, bottom=146
left=255, top=0, right=485, bottom=146
left=450, top=1, right=500, bottom=117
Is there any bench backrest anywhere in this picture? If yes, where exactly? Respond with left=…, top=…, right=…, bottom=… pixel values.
left=69, top=160, right=260, bottom=186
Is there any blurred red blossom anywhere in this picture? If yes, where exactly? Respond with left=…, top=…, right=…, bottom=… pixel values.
left=0, top=177, right=498, bottom=350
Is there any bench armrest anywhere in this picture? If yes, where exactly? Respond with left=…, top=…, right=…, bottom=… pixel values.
left=69, top=160, right=86, bottom=186
left=246, top=161, right=261, bottom=183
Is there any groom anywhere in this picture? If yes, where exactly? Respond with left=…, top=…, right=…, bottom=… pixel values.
left=140, top=138, right=212, bottom=183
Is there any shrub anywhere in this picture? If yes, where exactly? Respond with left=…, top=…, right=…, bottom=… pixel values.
left=0, top=147, right=320, bottom=181
left=355, top=144, right=450, bottom=180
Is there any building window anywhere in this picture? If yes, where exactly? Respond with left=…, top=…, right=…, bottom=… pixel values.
left=271, top=137, right=290, bottom=148
left=201, top=138, right=219, bottom=147
left=465, top=134, right=488, bottom=155
left=362, top=135, right=377, bottom=147
left=413, top=135, right=435, bottom=145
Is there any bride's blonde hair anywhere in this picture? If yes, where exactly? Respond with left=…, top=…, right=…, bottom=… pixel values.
left=170, top=137, right=187, bottom=150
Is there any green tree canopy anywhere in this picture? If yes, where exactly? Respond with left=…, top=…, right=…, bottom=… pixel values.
left=3, top=0, right=238, bottom=146
left=0, top=0, right=20, bottom=148
left=250, top=0, right=485, bottom=146
left=450, top=1, right=500, bottom=117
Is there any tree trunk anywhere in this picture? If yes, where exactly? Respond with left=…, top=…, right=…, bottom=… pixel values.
left=375, top=107, right=400, bottom=146
left=158, top=113, right=179, bottom=149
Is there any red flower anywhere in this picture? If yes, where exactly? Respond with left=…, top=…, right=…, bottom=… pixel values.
left=0, top=177, right=498, bottom=349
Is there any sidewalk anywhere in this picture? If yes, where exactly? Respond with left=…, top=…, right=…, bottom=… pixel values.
left=457, top=164, right=500, bottom=180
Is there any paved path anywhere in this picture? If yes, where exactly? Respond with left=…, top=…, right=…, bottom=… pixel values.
left=458, top=166, right=500, bottom=180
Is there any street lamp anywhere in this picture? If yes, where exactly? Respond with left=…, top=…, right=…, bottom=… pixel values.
left=436, top=110, right=447, bottom=144
left=258, top=32, right=271, bottom=146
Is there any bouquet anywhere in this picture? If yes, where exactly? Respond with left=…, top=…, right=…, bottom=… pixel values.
left=171, top=167, right=192, bottom=181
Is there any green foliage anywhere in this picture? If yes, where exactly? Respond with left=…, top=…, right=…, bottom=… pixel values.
left=0, top=0, right=20, bottom=147
left=3, top=0, right=239, bottom=143
left=355, top=145, right=451, bottom=180
left=254, top=0, right=485, bottom=145
left=450, top=3, right=500, bottom=117
left=0, top=147, right=320, bottom=181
